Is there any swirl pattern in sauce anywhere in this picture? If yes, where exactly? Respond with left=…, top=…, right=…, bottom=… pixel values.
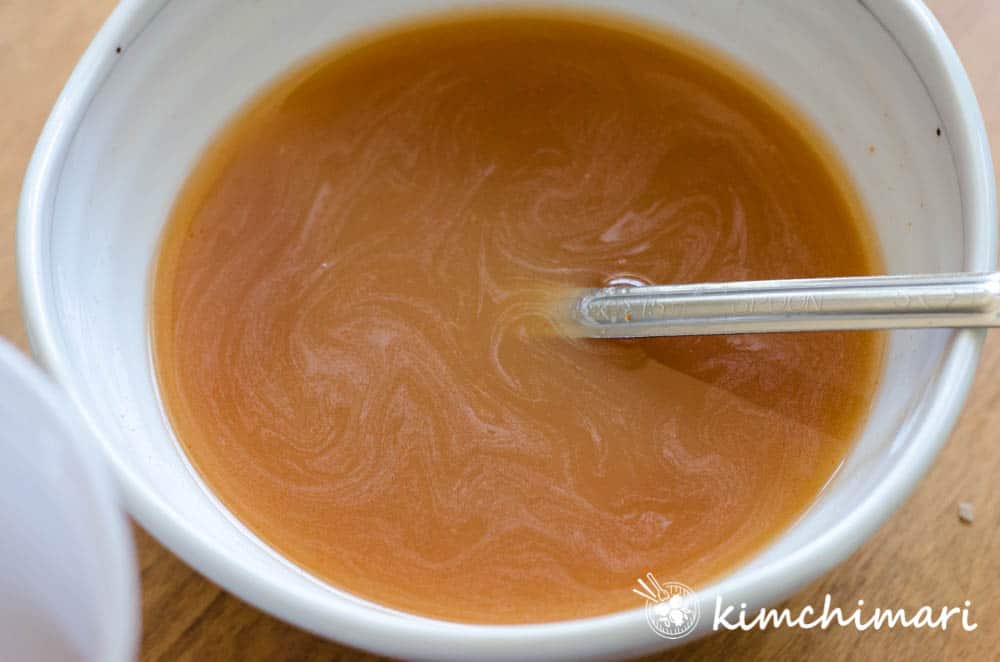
left=153, top=14, right=883, bottom=623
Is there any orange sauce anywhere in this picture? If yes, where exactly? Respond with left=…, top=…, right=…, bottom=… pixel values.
left=152, top=13, right=883, bottom=623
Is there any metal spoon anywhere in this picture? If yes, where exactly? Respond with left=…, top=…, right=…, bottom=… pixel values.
left=564, top=272, right=1000, bottom=338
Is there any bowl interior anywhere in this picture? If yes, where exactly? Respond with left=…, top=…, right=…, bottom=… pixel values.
left=21, top=0, right=994, bottom=658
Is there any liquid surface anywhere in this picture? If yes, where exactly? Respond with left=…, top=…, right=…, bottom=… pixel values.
left=153, top=14, right=883, bottom=623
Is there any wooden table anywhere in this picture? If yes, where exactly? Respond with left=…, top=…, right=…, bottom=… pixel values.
left=1, top=2, right=996, bottom=660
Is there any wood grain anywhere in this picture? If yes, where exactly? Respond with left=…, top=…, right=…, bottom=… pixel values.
left=0, top=2, right=996, bottom=660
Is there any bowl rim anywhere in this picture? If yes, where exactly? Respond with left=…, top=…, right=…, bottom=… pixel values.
left=15, top=0, right=997, bottom=659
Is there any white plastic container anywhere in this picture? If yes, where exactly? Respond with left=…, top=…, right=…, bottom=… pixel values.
left=0, top=340, right=138, bottom=661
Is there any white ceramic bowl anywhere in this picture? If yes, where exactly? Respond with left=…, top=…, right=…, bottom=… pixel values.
left=0, top=339, right=138, bottom=661
left=17, top=0, right=996, bottom=659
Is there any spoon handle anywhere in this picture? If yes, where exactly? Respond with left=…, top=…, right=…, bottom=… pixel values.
left=572, top=272, right=1000, bottom=338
